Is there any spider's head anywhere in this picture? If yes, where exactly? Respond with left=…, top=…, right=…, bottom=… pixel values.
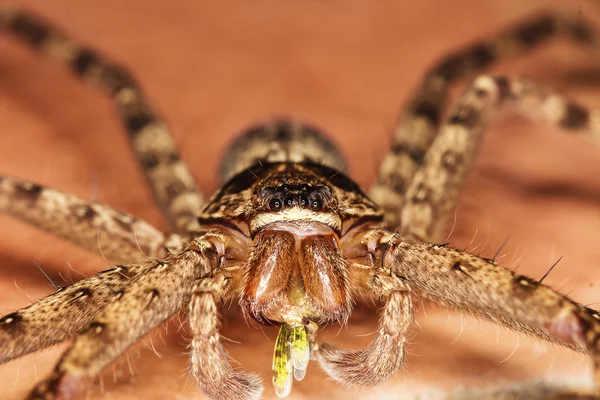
left=248, top=168, right=342, bottom=237
left=241, top=166, right=351, bottom=331
left=201, top=162, right=374, bottom=328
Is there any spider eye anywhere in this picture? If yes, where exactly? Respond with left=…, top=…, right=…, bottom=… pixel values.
left=269, top=198, right=283, bottom=211
left=299, top=196, right=309, bottom=207
left=284, top=196, right=294, bottom=207
left=310, top=198, right=323, bottom=211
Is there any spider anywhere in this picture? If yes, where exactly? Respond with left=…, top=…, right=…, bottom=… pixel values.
left=2, top=3, right=600, bottom=400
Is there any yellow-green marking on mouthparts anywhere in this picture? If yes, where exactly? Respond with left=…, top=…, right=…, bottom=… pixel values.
left=272, top=324, right=310, bottom=398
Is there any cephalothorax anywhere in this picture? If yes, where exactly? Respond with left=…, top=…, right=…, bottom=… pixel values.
left=2, top=7, right=600, bottom=400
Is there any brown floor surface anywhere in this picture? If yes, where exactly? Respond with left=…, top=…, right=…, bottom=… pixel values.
left=1, top=0, right=600, bottom=399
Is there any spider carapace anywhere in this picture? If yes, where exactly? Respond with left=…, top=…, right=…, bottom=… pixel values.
left=4, top=7, right=600, bottom=400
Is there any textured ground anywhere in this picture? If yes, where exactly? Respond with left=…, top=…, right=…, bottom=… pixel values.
left=1, top=0, right=600, bottom=399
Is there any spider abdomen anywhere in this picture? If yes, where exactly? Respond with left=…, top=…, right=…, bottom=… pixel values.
left=218, top=119, right=346, bottom=184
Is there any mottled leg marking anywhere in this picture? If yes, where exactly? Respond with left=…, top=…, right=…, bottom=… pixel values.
left=189, top=274, right=263, bottom=400
left=0, top=9, right=203, bottom=232
left=0, top=263, right=147, bottom=363
left=317, top=277, right=413, bottom=386
left=25, top=234, right=223, bottom=400
left=400, top=75, right=600, bottom=241
left=378, top=233, right=600, bottom=393
left=0, top=176, right=166, bottom=263
left=370, top=11, right=598, bottom=229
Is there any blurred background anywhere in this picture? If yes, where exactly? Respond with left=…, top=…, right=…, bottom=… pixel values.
left=1, top=0, right=600, bottom=399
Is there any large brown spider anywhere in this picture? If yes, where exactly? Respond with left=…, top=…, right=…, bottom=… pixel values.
left=5, top=2, right=593, bottom=400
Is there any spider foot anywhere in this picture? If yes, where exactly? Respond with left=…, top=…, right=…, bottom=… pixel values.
left=200, top=369, right=263, bottom=400
left=315, top=290, right=411, bottom=386
left=315, top=333, right=405, bottom=387
left=191, top=333, right=263, bottom=400
left=190, top=286, right=263, bottom=400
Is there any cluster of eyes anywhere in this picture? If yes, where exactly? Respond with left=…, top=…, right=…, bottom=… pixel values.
left=268, top=196, right=323, bottom=212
